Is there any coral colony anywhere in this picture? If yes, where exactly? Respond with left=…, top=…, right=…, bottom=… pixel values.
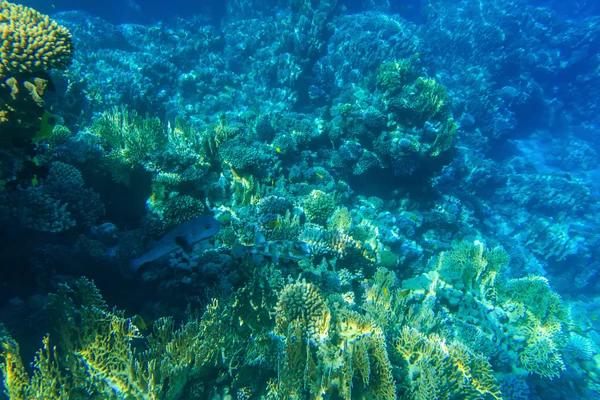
left=1, top=0, right=600, bottom=399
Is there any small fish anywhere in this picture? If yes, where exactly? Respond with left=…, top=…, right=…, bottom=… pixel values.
left=132, top=314, right=151, bottom=330
left=129, top=215, right=221, bottom=273
left=232, top=232, right=310, bottom=264
left=263, top=219, right=282, bottom=229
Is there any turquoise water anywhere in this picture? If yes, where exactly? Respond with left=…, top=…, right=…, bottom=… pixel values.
left=1, top=0, right=600, bottom=398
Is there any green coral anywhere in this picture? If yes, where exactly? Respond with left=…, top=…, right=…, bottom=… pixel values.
left=91, top=106, right=167, bottom=168
left=399, top=240, right=570, bottom=380
left=430, top=117, right=458, bottom=156
left=377, top=61, right=458, bottom=158
left=389, top=77, right=452, bottom=127
left=0, top=241, right=572, bottom=399
left=302, top=189, right=337, bottom=225
left=498, top=275, right=568, bottom=379
left=273, top=280, right=395, bottom=400
left=0, top=278, right=226, bottom=399
left=394, top=326, right=501, bottom=400
left=376, top=58, right=418, bottom=94
left=160, top=194, right=206, bottom=231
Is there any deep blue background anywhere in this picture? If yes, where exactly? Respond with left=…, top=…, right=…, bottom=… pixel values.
left=20, top=0, right=425, bottom=24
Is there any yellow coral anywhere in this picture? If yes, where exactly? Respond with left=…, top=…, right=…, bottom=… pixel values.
left=1, top=279, right=236, bottom=400
left=500, top=275, right=566, bottom=323
left=0, top=1, right=73, bottom=79
left=435, top=240, right=509, bottom=305
left=275, top=279, right=331, bottom=343
left=0, top=337, right=31, bottom=399
left=75, top=311, right=152, bottom=398
left=91, top=106, right=167, bottom=168
left=329, top=308, right=396, bottom=400
left=1, top=334, right=71, bottom=399
left=395, top=326, right=501, bottom=400
left=517, top=310, right=565, bottom=379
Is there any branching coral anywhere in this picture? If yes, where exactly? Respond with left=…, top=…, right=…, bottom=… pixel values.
left=498, top=275, right=568, bottom=379
left=1, top=335, right=70, bottom=400
left=0, top=161, right=104, bottom=231
left=324, top=307, right=396, bottom=400
left=302, top=189, right=337, bottom=226
left=0, top=279, right=229, bottom=399
left=275, top=279, right=331, bottom=344
left=399, top=241, right=570, bottom=381
left=0, top=1, right=73, bottom=78
left=377, top=58, right=417, bottom=94
left=0, top=1, right=73, bottom=139
left=91, top=106, right=167, bottom=169
left=517, top=311, right=565, bottom=379
left=273, top=280, right=395, bottom=400
left=434, top=240, right=509, bottom=305
left=394, top=326, right=501, bottom=400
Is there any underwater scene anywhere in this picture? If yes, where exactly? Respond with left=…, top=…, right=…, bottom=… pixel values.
left=1, top=0, right=600, bottom=398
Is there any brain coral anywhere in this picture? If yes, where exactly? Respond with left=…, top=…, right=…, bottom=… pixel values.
left=0, top=1, right=73, bottom=78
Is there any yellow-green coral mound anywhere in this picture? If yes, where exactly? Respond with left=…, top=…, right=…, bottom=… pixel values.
left=275, top=279, right=331, bottom=343
left=0, top=0, right=73, bottom=79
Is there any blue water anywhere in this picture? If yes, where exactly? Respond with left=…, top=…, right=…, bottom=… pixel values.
left=1, top=0, right=600, bottom=399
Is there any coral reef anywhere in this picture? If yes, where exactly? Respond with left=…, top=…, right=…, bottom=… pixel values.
left=1, top=0, right=600, bottom=399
